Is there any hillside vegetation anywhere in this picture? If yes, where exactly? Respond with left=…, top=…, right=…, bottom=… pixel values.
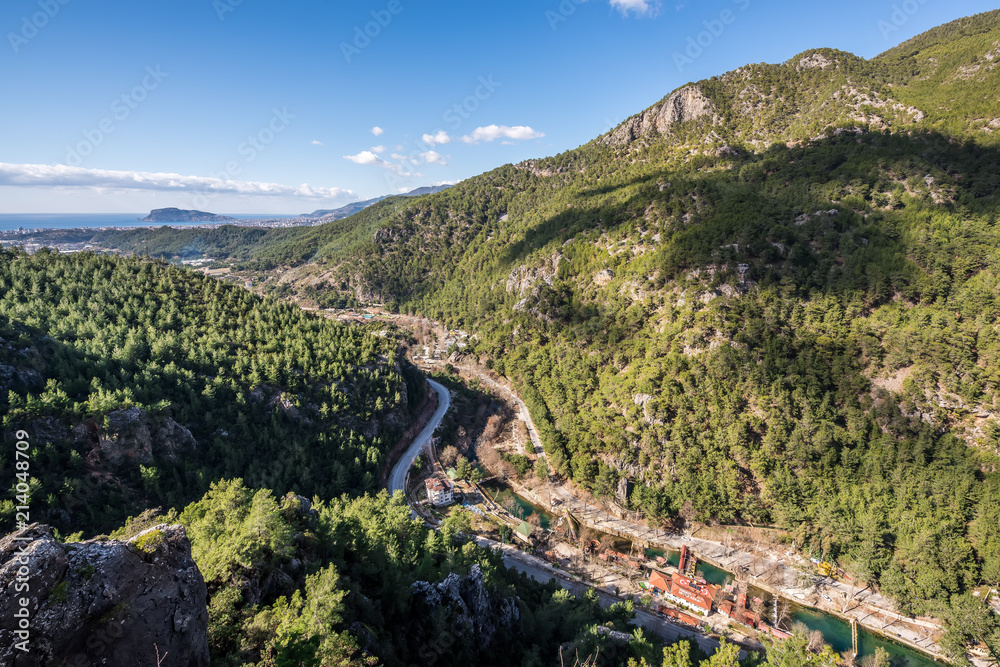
left=241, top=10, right=1000, bottom=629
left=0, top=250, right=422, bottom=534
left=14, top=10, right=1000, bottom=661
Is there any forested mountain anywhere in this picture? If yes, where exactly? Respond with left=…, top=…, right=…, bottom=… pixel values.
left=5, top=10, right=1000, bottom=665
left=80, top=11, right=1000, bottom=621
left=0, top=250, right=422, bottom=534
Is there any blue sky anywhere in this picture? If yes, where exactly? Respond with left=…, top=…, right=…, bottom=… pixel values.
left=0, top=0, right=996, bottom=214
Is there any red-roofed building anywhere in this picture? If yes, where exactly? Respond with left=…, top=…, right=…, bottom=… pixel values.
left=424, top=477, right=454, bottom=506
left=649, top=570, right=671, bottom=594
left=663, top=574, right=718, bottom=615
left=657, top=607, right=701, bottom=628
left=719, top=584, right=767, bottom=630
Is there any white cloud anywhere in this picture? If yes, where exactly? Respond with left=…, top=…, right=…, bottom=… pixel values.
left=311, top=140, right=325, bottom=146
left=390, top=153, right=407, bottom=160
left=421, top=130, right=452, bottom=146
left=0, top=162, right=352, bottom=199
left=343, top=150, right=419, bottom=177
left=460, top=125, right=545, bottom=144
left=420, top=151, right=447, bottom=166
left=343, top=150, right=384, bottom=165
left=371, top=126, right=384, bottom=136
left=610, top=0, right=660, bottom=16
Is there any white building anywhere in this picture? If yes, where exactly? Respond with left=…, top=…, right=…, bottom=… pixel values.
left=425, top=477, right=455, bottom=506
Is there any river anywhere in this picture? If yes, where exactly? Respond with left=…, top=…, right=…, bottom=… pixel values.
left=489, top=484, right=941, bottom=665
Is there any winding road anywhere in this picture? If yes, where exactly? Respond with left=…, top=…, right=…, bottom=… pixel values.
left=385, top=376, right=723, bottom=654
left=388, top=378, right=451, bottom=495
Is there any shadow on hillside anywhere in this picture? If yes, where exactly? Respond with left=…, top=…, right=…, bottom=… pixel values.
left=497, top=130, right=1000, bottom=302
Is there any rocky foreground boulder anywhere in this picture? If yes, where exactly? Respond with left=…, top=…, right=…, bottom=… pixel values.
left=0, top=523, right=209, bottom=667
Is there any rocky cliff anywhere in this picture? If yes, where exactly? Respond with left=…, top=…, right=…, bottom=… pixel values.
left=601, top=85, right=716, bottom=146
left=0, top=524, right=209, bottom=667
left=411, top=564, right=520, bottom=652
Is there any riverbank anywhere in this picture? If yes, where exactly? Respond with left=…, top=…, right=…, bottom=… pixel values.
left=452, top=360, right=958, bottom=665
left=315, top=308, right=974, bottom=665
left=543, top=480, right=956, bottom=664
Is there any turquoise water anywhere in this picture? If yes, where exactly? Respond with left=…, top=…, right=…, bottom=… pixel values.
left=491, top=488, right=552, bottom=530
left=486, top=492, right=940, bottom=665
left=642, top=548, right=938, bottom=665
left=788, top=604, right=941, bottom=666
left=645, top=547, right=732, bottom=587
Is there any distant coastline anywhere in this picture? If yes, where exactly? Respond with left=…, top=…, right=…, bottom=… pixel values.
left=0, top=213, right=318, bottom=234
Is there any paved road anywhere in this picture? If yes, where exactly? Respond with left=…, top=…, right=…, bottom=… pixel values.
left=473, top=536, right=722, bottom=655
left=465, top=369, right=547, bottom=460
left=388, top=379, right=450, bottom=494
left=386, top=377, right=727, bottom=657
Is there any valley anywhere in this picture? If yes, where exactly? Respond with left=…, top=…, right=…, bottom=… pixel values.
left=3, top=8, right=1000, bottom=666
left=369, top=307, right=967, bottom=665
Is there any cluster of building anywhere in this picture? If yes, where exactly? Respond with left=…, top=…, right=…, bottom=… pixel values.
left=645, top=545, right=791, bottom=639
left=648, top=569, right=719, bottom=616
left=718, top=582, right=792, bottom=639
left=596, top=548, right=644, bottom=570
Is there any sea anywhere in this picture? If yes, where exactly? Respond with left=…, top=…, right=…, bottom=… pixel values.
left=0, top=213, right=288, bottom=232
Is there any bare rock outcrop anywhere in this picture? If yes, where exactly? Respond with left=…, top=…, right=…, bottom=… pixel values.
left=0, top=524, right=209, bottom=667
left=602, top=85, right=716, bottom=146
left=593, top=269, right=615, bottom=287
left=656, top=85, right=715, bottom=130
left=97, top=407, right=198, bottom=465
left=505, top=255, right=563, bottom=296
left=797, top=52, right=835, bottom=70
left=411, top=564, right=519, bottom=651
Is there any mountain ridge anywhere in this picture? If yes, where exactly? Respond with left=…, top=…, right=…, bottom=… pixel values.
left=300, top=184, right=454, bottom=220
left=226, top=12, right=1000, bottom=640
